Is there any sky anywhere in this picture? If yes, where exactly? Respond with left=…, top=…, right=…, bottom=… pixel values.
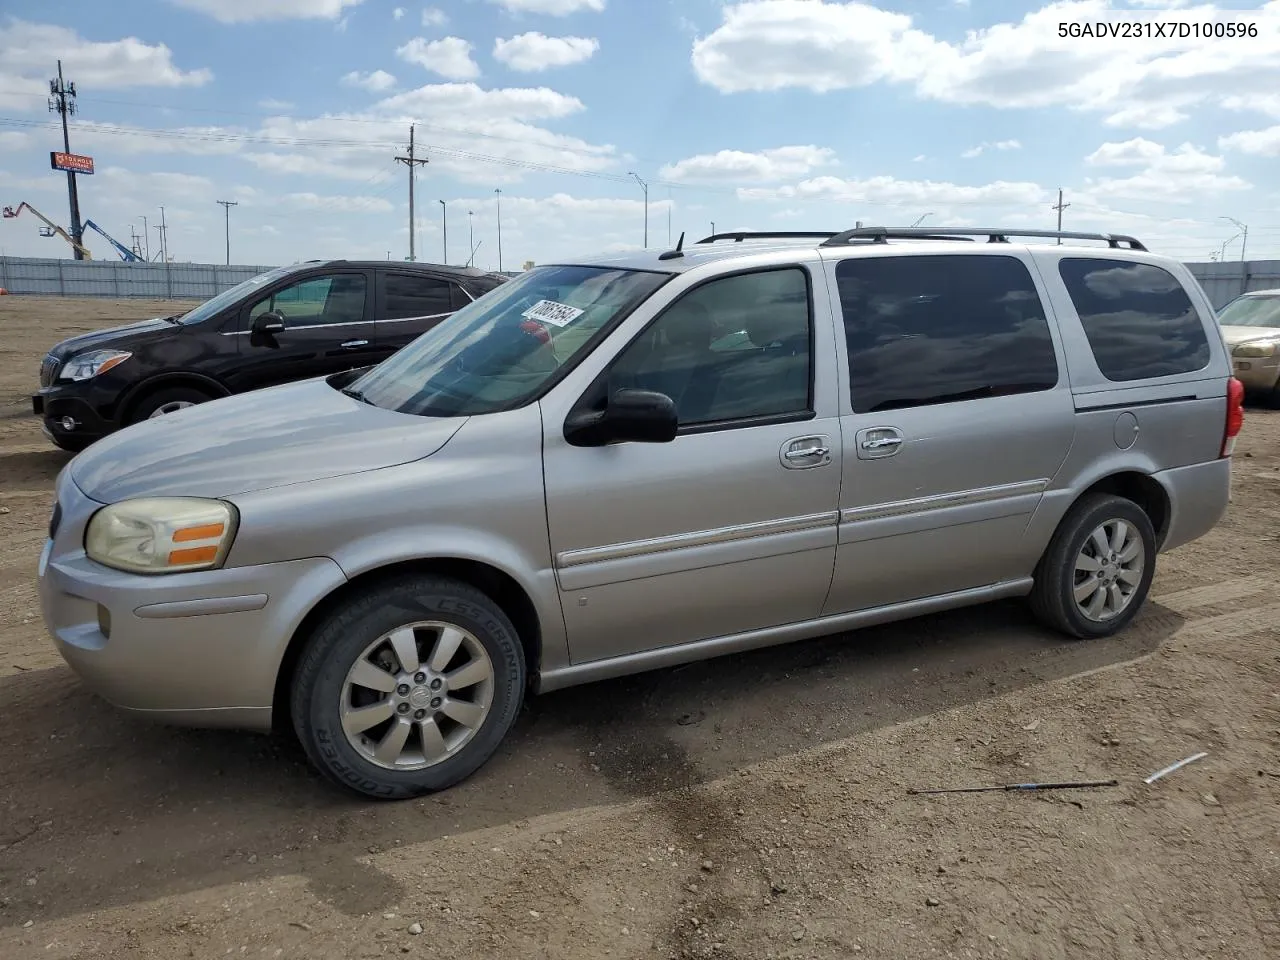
left=1, top=0, right=1278, bottom=270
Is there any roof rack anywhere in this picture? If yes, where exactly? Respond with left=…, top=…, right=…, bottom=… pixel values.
left=695, top=231, right=839, bottom=245
left=820, top=226, right=1147, bottom=251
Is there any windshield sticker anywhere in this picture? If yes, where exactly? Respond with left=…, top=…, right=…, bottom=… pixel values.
left=521, top=299, right=584, bottom=328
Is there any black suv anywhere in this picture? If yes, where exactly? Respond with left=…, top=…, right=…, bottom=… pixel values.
left=33, top=259, right=507, bottom=451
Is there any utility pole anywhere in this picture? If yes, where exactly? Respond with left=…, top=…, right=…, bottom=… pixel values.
left=140, top=215, right=150, bottom=261
left=1052, top=189, right=1070, bottom=244
left=49, top=60, right=85, bottom=260
left=158, top=205, right=168, bottom=262
left=129, top=225, right=143, bottom=259
left=395, top=124, right=428, bottom=261
left=629, top=171, right=649, bottom=247
left=216, top=200, right=237, bottom=265
left=494, top=188, right=503, bottom=272
left=439, top=199, right=447, bottom=264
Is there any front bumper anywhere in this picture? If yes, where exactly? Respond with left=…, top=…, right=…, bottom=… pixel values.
left=37, top=475, right=347, bottom=729
left=1230, top=355, right=1280, bottom=393
left=32, top=384, right=117, bottom=445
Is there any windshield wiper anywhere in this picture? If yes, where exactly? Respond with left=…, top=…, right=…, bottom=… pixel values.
left=341, top=386, right=374, bottom=405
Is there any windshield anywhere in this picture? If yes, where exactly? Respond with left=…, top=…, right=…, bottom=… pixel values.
left=176, top=266, right=296, bottom=325
left=1218, top=295, right=1280, bottom=329
left=347, top=264, right=669, bottom=417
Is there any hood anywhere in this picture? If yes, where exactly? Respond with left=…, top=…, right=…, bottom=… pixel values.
left=49, top=317, right=178, bottom=359
left=70, top=378, right=467, bottom=502
left=1221, top=324, right=1280, bottom=347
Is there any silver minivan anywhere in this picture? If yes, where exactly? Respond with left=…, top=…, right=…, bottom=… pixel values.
left=39, top=227, right=1244, bottom=798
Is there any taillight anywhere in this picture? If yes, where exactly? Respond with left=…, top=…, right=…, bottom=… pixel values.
left=1221, top=376, right=1244, bottom=457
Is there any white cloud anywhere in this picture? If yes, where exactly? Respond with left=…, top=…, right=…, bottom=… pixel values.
left=691, top=0, right=1280, bottom=130
left=960, top=139, right=1022, bottom=158
left=259, top=98, right=295, bottom=111
left=0, top=19, right=212, bottom=110
left=342, top=69, right=398, bottom=92
left=493, top=33, right=600, bottom=71
left=660, top=146, right=837, bottom=183
left=422, top=6, right=448, bottom=25
left=1085, top=137, right=1165, bottom=166
left=912, top=154, right=926, bottom=162
left=397, top=36, right=481, bottom=80
left=393, top=6, right=405, bottom=18
left=738, top=175, right=1047, bottom=208
left=1081, top=140, right=1249, bottom=201
left=285, top=192, right=394, bottom=213
left=486, top=0, right=606, bottom=14
left=0, top=131, right=32, bottom=152
left=1218, top=125, right=1280, bottom=157
left=1222, top=93, right=1280, bottom=119
left=167, top=0, right=364, bottom=22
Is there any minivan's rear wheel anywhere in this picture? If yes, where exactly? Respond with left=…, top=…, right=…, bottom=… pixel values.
left=290, top=576, right=525, bottom=799
left=129, top=386, right=213, bottom=423
left=1029, top=493, right=1156, bottom=640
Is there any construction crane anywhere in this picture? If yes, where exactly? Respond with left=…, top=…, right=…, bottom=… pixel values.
left=83, top=219, right=141, bottom=261
left=2, top=201, right=93, bottom=259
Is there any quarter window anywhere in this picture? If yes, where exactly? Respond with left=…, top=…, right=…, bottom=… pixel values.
left=608, top=268, right=813, bottom=427
left=1058, top=258, right=1211, bottom=381
left=249, top=274, right=367, bottom=326
left=384, top=274, right=455, bottom=320
left=837, top=255, right=1059, bottom=414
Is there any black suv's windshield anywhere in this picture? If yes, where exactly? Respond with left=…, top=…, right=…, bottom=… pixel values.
left=347, top=264, right=668, bottom=417
left=1218, top=295, right=1280, bottom=328
left=176, top=266, right=296, bottom=325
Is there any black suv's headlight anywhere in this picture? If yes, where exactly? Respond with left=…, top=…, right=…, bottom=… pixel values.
left=60, top=350, right=132, bottom=381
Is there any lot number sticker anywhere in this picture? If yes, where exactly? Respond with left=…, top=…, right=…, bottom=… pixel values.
left=521, top=299, right=584, bottom=328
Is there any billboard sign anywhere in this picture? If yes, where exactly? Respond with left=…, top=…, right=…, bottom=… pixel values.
left=50, top=152, right=94, bottom=175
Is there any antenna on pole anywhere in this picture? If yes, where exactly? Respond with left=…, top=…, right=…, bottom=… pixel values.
left=395, top=123, right=428, bottom=261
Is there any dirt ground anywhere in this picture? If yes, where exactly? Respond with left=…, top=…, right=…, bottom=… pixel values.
left=0, top=295, right=1277, bottom=960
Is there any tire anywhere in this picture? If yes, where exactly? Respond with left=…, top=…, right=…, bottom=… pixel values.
left=1029, top=493, right=1157, bottom=640
left=290, top=576, right=526, bottom=799
left=1268, top=382, right=1280, bottom=410
left=127, top=386, right=214, bottom=423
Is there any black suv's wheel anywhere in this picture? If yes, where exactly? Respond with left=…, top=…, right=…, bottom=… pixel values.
left=290, top=576, right=526, bottom=799
left=1029, top=493, right=1156, bottom=640
left=128, top=386, right=213, bottom=423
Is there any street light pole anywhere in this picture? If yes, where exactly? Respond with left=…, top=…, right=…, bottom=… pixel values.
left=710, top=221, right=716, bottom=235
left=468, top=210, right=474, bottom=264
left=494, top=189, right=503, bottom=272
left=628, top=172, right=648, bottom=248
left=439, top=199, right=447, bottom=265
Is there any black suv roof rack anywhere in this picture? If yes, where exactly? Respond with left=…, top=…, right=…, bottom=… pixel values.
left=695, top=231, right=839, bottom=244
left=819, top=226, right=1147, bottom=251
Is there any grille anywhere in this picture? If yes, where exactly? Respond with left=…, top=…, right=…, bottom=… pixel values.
left=39, top=355, right=60, bottom=387
left=48, top=501, right=62, bottom=540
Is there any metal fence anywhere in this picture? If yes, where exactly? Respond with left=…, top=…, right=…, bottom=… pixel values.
left=1185, top=260, right=1280, bottom=310
left=1, top=254, right=1277, bottom=312
left=0, top=257, right=279, bottom=300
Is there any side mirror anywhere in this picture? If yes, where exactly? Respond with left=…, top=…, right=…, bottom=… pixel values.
left=565, top=388, right=678, bottom=447
left=252, top=311, right=286, bottom=336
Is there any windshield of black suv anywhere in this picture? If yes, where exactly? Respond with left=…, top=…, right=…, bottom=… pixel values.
left=347, top=264, right=669, bottom=417
left=1218, top=294, right=1280, bottom=328
left=175, top=266, right=297, bottom=325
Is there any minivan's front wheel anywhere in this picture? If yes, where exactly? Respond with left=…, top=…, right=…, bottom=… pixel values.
left=1029, top=493, right=1156, bottom=640
left=290, top=576, right=526, bottom=799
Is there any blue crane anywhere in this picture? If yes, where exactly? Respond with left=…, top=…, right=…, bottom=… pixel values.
left=82, top=219, right=142, bottom=261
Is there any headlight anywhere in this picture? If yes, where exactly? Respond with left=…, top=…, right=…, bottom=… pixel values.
left=1233, top=340, right=1279, bottom=359
left=85, top=498, right=239, bottom=575
left=60, top=349, right=132, bottom=381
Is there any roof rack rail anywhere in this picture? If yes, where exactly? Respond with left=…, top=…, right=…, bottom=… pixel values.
left=820, top=226, right=1147, bottom=251
left=695, top=231, right=839, bottom=245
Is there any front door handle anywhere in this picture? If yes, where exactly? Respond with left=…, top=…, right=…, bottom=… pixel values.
left=860, top=436, right=902, bottom=450
left=340, top=339, right=370, bottom=349
left=780, top=435, right=833, bottom=469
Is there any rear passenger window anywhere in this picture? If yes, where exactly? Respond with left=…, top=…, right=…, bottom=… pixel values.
left=384, top=274, right=455, bottom=320
left=837, top=255, right=1059, bottom=414
left=1058, top=259, right=1211, bottom=381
